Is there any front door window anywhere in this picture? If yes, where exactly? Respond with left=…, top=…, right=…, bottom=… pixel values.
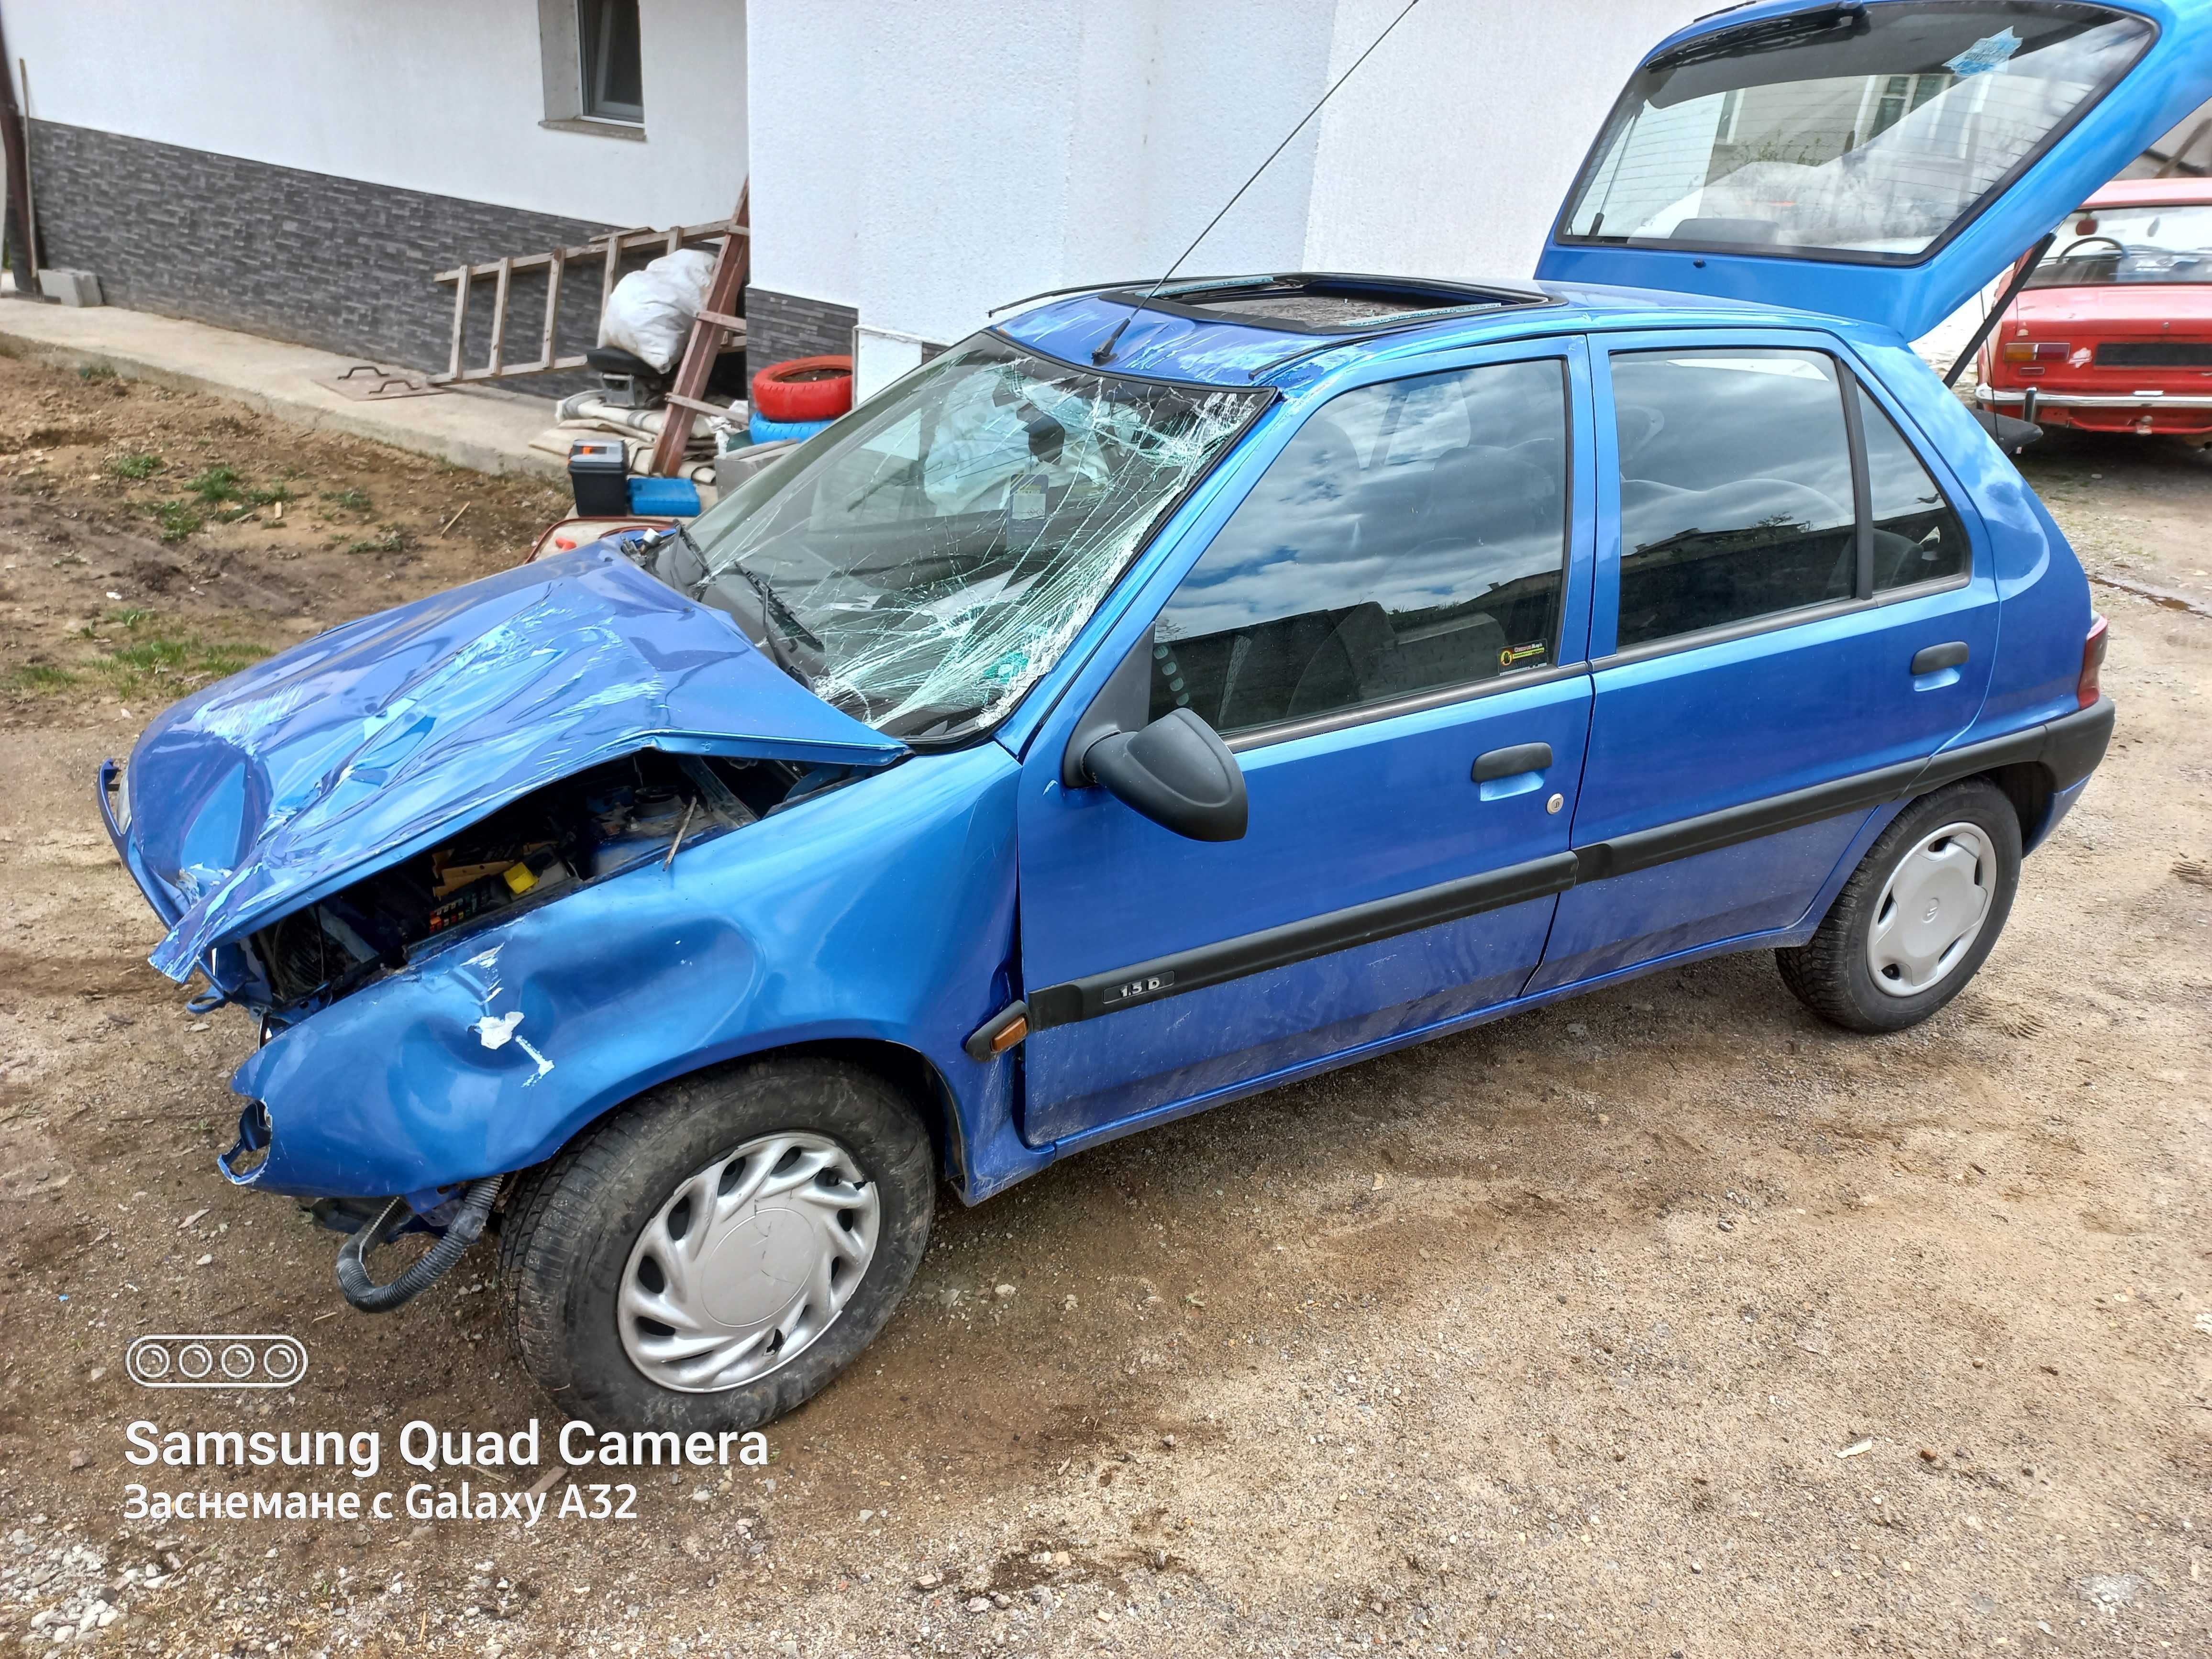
left=1149, top=357, right=1572, bottom=735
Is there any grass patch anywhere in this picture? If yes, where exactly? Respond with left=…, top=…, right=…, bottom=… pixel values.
left=320, top=487, right=373, bottom=513
left=77, top=363, right=118, bottom=383
left=105, top=634, right=268, bottom=680
left=85, top=612, right=270, bottom=694
left=107, top=452, right=163, bottom=480
left=187, top=465, right=243, bottom=504
left=152, top=501, right=204, bottom=542
left=1, top=663, right=78, bottom=692
left=345, top=527, right=410, bottom=555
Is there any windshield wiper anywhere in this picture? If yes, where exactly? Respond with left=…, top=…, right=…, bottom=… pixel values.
left=660, top=522, right=814, bottom=685
left=729, top=559, right=822, bottom=685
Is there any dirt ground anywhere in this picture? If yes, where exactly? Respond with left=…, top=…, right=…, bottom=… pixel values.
left=0, top=352, right=2207, bottom=1659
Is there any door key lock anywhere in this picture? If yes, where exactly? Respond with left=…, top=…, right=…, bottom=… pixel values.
left=1546, top=793, right=1564, bottom=815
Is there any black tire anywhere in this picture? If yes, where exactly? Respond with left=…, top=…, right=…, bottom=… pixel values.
left=1776, top=779, right=2022, bottom=1034
left=499, top=1057, right=934, bottom=1433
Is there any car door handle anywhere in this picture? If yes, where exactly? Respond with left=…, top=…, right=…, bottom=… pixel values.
left=1910, top=641, right=1969, bottom=675
left=1472, top=742, right=1553, bottom=782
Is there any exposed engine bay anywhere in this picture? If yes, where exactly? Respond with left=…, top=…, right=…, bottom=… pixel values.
left=241, top=750, right=849, bottom=1017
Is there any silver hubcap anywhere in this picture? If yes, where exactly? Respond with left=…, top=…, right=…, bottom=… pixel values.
left=1866, top=820, right=1993, bottom=997
left=619, top=1132, right=879, bottom=1393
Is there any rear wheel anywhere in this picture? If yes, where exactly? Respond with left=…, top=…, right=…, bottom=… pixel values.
left=500, top=1057, right=934, bottom=1432
left=1776, top=779, right=2021, bottom=1034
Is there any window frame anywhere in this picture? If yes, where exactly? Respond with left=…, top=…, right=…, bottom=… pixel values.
left=1123, top=341, right=1593, bottom=756
left=1592, top=331, right=1977, bottom=669
left=578, top=0, right=645, bottom=126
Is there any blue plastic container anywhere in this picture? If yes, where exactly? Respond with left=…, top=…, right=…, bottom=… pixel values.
left=625, top=476, right=701, bottom=517
left=748, top=412, right=834, bottom=445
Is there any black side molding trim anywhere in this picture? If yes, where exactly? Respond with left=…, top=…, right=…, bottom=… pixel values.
left=1029, top=699, right=2114, bottom=1030
left=1025, top=852, right=1580, bottom=1031
left=1912, top=694, right=2112, bottom=796
left=1573, top=758, right=1925, bottom=884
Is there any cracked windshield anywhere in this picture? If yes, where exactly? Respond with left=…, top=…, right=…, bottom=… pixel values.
left=667, top=336, right=1267, bottom=741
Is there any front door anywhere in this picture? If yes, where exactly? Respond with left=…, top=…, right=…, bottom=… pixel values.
left=1015, top=345, right=1596, bottom=1146
left=1538, top=0, right=2212, bottom=342
left=1532, top=333, right=1999, bottom=990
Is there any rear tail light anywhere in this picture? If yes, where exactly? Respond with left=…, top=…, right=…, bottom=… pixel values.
left=2002, top=340, right=2072, bottom=363
left=2078, top=613, right=2108, bottom=708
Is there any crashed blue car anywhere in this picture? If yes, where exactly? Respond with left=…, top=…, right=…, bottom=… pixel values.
left=102, top=0, right=2206, bottom=1430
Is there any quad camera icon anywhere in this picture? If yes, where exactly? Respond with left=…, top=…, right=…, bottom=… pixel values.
left=126, top=1334, right=308, bottom=1390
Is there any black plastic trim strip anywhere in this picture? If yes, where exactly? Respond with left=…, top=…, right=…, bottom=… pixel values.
left=1029, top=698, right=2114, bottom=1029
left=1836, top=358, right=1875, bottom=600
left=1025, top=852, right=1581, bottom=1031
left=1574, top=757, right=1924, bottom=883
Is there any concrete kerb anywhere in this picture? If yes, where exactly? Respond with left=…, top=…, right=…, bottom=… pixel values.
left=0, top=302, right=567, bottom=482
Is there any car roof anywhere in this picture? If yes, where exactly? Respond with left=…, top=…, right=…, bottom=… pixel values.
left=996, top=275, right=1860, bottom=392
left=2082, top=176, right=2212, bottom=210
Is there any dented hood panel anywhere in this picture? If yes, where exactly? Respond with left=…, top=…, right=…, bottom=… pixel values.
left=123, top=544, right=904, bottom=980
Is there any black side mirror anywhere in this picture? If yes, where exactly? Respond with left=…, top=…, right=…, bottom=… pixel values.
left=1061, top=636, right=1247, bottom=841
left=1081, top=709, right=1248, bottom=841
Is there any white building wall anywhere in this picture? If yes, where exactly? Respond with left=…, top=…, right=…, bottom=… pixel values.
left=747, top=0, right=1342, bottom=352
left=749, top=0, right=1708, bottom=353
left=1303, top=0, right=1708, bottom=280
left=5, top=0, right=746, bottom=226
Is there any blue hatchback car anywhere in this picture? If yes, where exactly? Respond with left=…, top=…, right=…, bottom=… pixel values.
left=103, top=0, right=2208, bottom=1429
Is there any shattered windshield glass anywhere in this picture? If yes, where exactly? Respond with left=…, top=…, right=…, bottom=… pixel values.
left=671, top=335, right=1268, bottom=742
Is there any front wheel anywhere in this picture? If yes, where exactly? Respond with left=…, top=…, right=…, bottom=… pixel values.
left=499, top=1058, right=935, bottom=1432
left=1776, top=779, right=2022, bottom=1034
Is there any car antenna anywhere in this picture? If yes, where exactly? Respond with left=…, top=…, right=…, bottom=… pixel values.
left=1090, top=0, right=1426, bottom=366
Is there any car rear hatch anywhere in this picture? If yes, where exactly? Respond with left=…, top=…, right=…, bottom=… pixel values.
left=1538, top=0, right=2212, bottom=342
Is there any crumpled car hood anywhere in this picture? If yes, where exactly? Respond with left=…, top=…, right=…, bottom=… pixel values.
left=118, top=543, right=905, bottom=981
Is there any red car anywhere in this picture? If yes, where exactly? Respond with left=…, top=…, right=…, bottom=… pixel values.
left=1978, top=177, right=2212, bottom=442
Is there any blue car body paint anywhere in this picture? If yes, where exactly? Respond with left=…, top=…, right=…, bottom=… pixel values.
left=103, top=0, right=2187, bottom=1215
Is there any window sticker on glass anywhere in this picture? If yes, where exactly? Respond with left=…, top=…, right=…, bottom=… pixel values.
left=1947, top=27, right=2024, bottom=76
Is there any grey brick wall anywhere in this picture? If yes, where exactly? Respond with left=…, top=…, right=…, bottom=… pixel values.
left=27, top=120, right=632, bottom=389
left=744, top=287, right=858, bottom=375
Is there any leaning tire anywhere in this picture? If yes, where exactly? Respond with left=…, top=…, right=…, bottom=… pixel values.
left=750, top=355, right=853, bottom=422
left=500, top=1058, right=934, bottom=1433
left=1776, top=779, right=2022, bottom=1034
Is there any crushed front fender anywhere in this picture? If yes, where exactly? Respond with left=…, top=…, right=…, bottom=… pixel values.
left=224, top=742, right=1022, bottom=1200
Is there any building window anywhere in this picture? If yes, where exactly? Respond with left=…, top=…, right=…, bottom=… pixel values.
left=579, top=0, right=643, bottom=124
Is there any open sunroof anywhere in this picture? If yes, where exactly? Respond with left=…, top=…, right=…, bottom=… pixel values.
left=1101, top=272, right=1556, bottom=335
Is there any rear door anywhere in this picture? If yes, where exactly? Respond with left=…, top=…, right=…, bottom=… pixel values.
left=1538, top=0, right=2212, bottom=342
left=1531, top=330, right=1999, bottom=991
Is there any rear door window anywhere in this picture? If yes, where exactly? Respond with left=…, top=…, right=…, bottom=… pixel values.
left=1149, top=357, right=1571, bottom=735
left=1610, top=349, right=1858, bottom=649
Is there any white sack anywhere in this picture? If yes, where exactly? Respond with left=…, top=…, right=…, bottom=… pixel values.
left=597, top=247, right=717, bottom=372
